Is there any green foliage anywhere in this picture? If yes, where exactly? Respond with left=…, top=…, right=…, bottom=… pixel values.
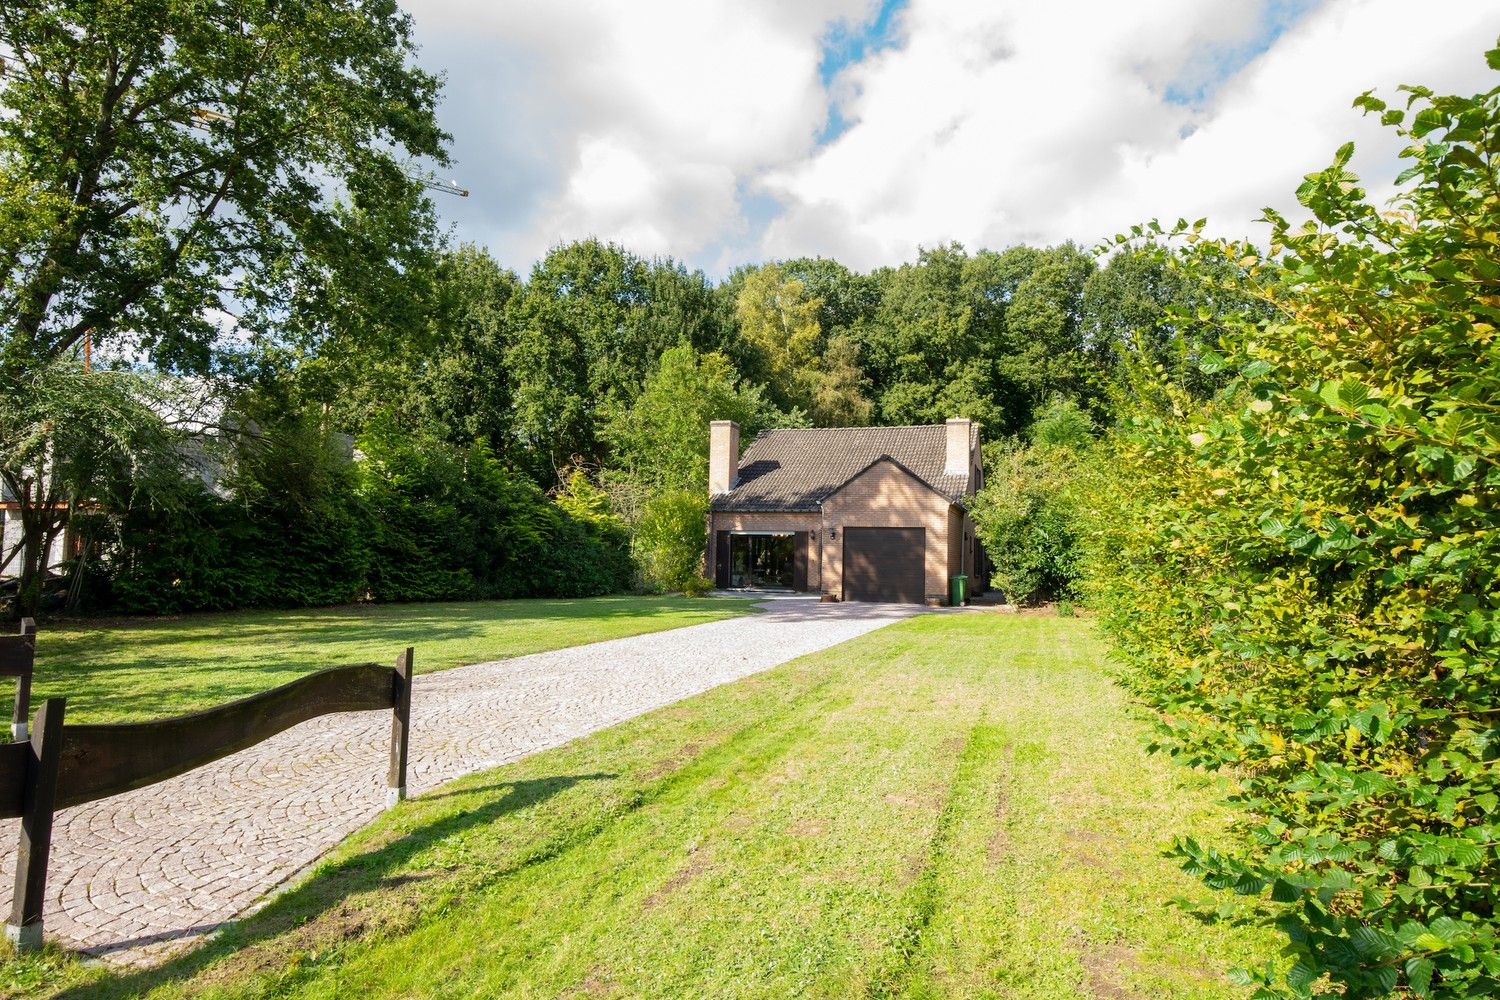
left=112, top=419, right=633, bottom=614
left=1081, top=246, right=1262, bottom=410
left=296, top=244, right=523, bottom=451
left=1082, top=53, right=1500, bottom=999
left=354, top=428, right=633, bottom=602
left=1029, top=397, right=1094, bottom=450
left=549, top=468, right=636, bottom=597
left=505, top=240, right=721, bottom=477
left=969, top=398, right=1094, bottom=606
left=811, top=333, right=875, bottom=426
left=734, top=263, right=824, bottom=413
left=603, top=344, right=776, bottom=495
left=0, top=0, right=447, bottom=379
left=970, top=440, right=1083, bottom=605
left=113, top=421, right=369, bottom=613
left=0, top=361, right=186, bottom=614
left=854, top=242, right=1104, bottom=435
left=632, top=488, right=710, bottom=594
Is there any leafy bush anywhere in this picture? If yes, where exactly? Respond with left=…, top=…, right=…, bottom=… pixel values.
left=1029, top=397, right=1093, bottom=450
left=112, top=421, right=634, bottom=613
left=971, top=436, right=1088, bottom=606
left=1082, top=58, right=1500, bottom=999
left=970, top=400, right=1093, bottom=605
left=632, top=488, right=709, bottom=594
left=113, top=421, right=370, bottom=613
left=679, top=574, right=715, bottom=598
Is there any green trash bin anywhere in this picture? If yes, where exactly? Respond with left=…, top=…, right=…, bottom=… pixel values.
left=949, top=574, right=968, bottom=606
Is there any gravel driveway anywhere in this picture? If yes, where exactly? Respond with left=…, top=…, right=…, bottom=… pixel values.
left=0, top=597, right=917, bottom=966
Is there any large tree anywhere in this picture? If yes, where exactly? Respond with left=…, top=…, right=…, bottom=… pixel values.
left=0, top=0, right=448, bottom=614
left=601, top=344, right=774, bottom=497
left=0, top=1, right=447, bottom=375
left=507, top=240, right=726, bottom=480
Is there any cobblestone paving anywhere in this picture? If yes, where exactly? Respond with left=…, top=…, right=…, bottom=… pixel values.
left=0, top=598, right=916, bottom=966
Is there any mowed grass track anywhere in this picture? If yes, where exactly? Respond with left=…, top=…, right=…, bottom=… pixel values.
left=22, top=596, right=752, bottom=724
left=10, top=613, right=1274, bottom=999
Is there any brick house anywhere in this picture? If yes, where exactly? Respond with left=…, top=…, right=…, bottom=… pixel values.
left=705, top=418, right=986, bottom=604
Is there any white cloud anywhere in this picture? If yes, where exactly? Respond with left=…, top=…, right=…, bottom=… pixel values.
left=762, top=0, right=1500, bottom=267
left=402, top=0, right=1500, bottom=274
left=406, top=0, right=873, bottom=266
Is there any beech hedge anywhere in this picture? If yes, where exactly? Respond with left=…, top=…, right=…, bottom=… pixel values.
left=1083, top=55, right=1499, bottom=998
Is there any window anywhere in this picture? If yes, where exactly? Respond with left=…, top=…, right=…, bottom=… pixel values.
left=728, top=533, right=795, bottom=589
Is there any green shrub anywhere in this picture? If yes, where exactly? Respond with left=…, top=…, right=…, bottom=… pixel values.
left=679, top=575, right=715, bottom=598
left=113, top=422, right=371, bottom=613
left=112, top=422, right=635, bottom=613
left=1082, top=58, right=1500, bottom=999
left=970, top=442, right=1082, bottom=605
left=632, top=488, right=709, bottom=593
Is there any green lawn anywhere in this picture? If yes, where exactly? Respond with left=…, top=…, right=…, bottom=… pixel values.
left=20, top=596, right=753, bottom=724
left=10, top=612, right=1276, bottom=999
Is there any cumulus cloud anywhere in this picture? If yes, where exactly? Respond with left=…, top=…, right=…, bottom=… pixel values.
left=402, top=0, right=1500, bottom=274
left=406, top=0, right=872, bottom=268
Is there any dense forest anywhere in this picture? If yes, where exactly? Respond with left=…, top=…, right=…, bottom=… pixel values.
left=6, top=231, right=1210, bottom=614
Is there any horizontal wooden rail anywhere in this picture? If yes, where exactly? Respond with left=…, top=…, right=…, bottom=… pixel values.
left=3, top=650, right=414, bottom=951
left=55, top=662, right=398, bottom=810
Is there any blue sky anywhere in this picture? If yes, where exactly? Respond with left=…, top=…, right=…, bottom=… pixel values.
left=404, top=0, right=1500, bottom=277
left=817, top=0, right=908, bottom=143
left=1163, top=0, right=1320, bottom=106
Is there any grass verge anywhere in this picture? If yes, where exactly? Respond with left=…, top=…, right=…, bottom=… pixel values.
left=5, top=612, right=1275, bottom=998
left=20, top=596, right=752, bottom=723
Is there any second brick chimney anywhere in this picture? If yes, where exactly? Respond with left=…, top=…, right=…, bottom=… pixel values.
left=944, top=417, right=972, bottom=476
left=709, top=420, right=740, bottom=495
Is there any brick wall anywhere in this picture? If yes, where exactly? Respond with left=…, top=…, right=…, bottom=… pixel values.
left=820, top=460, right=955, bottom=602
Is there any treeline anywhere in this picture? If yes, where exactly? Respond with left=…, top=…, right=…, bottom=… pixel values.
left=34, top=234, right=1207, bottom=614
left=293, top=235, right=1167, bottom=476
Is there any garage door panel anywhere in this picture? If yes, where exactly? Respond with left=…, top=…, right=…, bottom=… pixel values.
left=843, top=527, right=925, bottom=604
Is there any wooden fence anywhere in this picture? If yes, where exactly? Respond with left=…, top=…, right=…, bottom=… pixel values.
left=0, top=645, right=413, bottom=951
left=0, top=619, right=35, bottom=742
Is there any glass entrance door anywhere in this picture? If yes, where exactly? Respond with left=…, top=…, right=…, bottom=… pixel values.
left=728, top=533, right=795, bottom=589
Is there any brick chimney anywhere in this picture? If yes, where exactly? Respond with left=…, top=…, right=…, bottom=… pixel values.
left=944, top=417, right=972, bottom=476
left=709, top=420, right=740, bottom=495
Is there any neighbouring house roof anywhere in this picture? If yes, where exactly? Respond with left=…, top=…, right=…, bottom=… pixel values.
left=710, top=423, right=977, bottom=513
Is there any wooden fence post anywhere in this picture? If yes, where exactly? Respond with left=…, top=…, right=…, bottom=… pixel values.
left=6, top=698, right=64, bottom=951
left=386, top=648, right=412, bottom=807
left=12, top=619, right=35, bottom=742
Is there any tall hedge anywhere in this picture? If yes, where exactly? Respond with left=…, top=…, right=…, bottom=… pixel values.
left=1083, top=60, right=1499, bottom=998
left=112, top=425, right=633, bottom=612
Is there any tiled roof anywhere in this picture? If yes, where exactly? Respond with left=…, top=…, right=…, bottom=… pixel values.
left=709, top=423, right=976, bottom=512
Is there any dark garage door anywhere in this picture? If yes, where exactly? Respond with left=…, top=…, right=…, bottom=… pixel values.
left=843, top=527, right=925, bottom=604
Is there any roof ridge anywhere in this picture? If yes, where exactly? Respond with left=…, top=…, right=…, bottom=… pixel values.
left=754, top=423, right=949, bottom=434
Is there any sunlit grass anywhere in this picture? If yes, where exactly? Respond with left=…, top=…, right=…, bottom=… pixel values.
left=10, top=612, right=1276, bottom=998
left=22, top=596, right=753, bottom=723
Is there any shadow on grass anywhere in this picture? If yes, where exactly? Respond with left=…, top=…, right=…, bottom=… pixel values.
left=33, top=596, right=754, bottom=720
left=52, top=771, right=615, bottom=1000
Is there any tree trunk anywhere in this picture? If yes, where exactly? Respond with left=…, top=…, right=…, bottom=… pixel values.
left=16, top=514, right=43, bottom=620
left=10, top=481, right=64, bottom=622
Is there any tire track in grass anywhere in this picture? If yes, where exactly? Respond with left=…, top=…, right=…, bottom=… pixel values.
left=286, top=671, right=872, bottom=998
left=87, top=662, right=859, bottom=1000
left=868, top=718, right=1008, bottom=999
